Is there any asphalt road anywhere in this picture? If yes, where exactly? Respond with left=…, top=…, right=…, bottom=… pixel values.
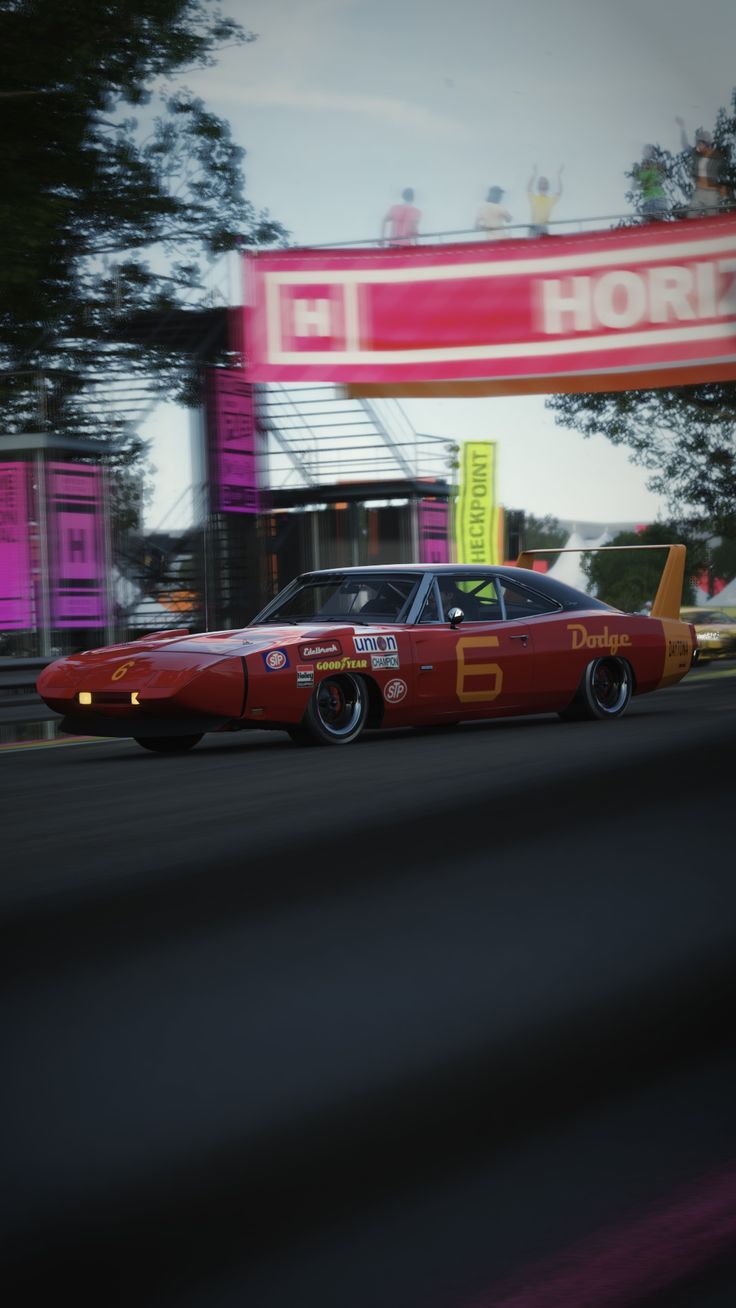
left=2, top=664, right=735, bottom=1306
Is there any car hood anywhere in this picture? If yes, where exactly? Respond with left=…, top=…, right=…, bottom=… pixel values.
left=39, top=623, right=404, bottom=693
left=156, top=623, right=368, bottom=655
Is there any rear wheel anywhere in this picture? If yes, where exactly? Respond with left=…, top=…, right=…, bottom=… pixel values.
left=559, top=658, right=633, bottom=721
left=303, top=674, right=368, bottom=745
left=135, top=734, right=203, bottom=753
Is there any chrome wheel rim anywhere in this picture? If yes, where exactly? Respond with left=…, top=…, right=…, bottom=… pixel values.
left=315, top=675, right=363, bottom=737
left=589, top=659, right=630, bottom=714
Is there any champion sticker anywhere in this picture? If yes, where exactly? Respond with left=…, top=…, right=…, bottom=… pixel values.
left=296, top=665, right=314, bottom=688
left=299, top=640, right=342, bottom=660
left=371, top=653, right=400, bottom=670
left=354, top=634, right=398, bottom=654
left=263, top=648, right=289, bottom=671
left=384, top=678, right=408, bottom=703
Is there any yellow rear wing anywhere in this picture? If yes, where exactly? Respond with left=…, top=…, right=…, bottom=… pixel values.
left=515, top=544, right=687, bottom=621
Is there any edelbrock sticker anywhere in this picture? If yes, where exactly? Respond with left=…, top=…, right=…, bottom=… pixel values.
left=299, top=640, right=342, bottom=660
left=384, top=678, right=408, bottom=703
left=262, top=648, right=289, bottom=671
left=353, top=634, right=398, bottom=654
left=371, top=653, right=400, bottom=670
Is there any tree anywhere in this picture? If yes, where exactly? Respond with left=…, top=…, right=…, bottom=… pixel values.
left=0, top=0, right=285, bottom=525
left=580, top=523, right=707, bottom=613
left=546, top=88, right=736, bottom=539
left=521, top=512, right=568, bottom=552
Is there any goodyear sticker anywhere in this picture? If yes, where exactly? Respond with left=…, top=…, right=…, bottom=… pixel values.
left=315, top=656, right=368, bottom=672
left=262, top=648, right=290, bottom=671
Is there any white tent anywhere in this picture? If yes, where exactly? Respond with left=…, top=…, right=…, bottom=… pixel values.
left=547, top=528, right=612, bottom=594
left=704, top=577, right=736, bottom=608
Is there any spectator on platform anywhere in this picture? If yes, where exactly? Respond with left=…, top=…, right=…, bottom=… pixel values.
left=380, top=187, right=421, bottom=244
left=676, top=118, right=728, bottom=215
left=634, top=145, right=668, bottom=219
left=527, top=164, right=564, bottom=236
left=475, top=186, right=512, bottom=239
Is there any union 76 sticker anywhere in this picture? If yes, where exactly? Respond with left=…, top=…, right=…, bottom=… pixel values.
left=384, top=678, right=408, bottom=703
left=354, top=634, right=398, bottom=654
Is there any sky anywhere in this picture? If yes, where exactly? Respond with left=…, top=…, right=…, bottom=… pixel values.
left=142, top=0, right=736, bottom=530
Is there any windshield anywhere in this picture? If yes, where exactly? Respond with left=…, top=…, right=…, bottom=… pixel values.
left=256, top=574, right=421, bottom=625
left=686, top=610, right=735, bottom=624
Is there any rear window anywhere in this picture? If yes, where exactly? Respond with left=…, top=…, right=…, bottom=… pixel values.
left=500, top=580, right=562, bottom=619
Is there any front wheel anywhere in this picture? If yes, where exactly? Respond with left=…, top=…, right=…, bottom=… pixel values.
left=302, top=674, right=368, bottom=745
left=135, top=734, right=203, bottom=753
left=559, top=658, right=633, bottom=721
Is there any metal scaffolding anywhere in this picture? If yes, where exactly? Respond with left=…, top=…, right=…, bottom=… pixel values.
left=257, top=383, right=456, bottom=491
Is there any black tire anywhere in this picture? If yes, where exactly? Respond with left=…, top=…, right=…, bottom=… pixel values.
left=135, top=734, right=203, bottom=753
left=302, top=674, right=368, bottom=745
left=559, top=657, right=633, bottom=722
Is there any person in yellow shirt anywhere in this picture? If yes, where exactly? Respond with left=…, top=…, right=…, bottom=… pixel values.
left=527, top=164, right=564, bottom=236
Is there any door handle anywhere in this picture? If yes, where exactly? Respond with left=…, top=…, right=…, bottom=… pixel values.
left=509, top=634, right=529, bottom=645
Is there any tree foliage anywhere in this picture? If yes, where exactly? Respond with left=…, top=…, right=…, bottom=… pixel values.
left=521, top=512, right=568, bottom=552
left=547, top=88, right=736, bottom=539
left=581, top=523, right=707, bottom=612
left=0, top=0, right=285, bottom=523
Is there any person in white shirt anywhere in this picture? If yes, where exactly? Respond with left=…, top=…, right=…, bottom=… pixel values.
left=475, top=186, right=512, bottom=239
left=676, top=118, right=728, bottom=216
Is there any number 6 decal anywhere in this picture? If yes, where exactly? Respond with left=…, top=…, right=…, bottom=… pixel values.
left=456, top=636, right=503, bottom=703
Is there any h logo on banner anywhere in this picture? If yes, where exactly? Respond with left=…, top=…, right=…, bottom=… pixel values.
left=292, top=298, right=333, bottom=337
left=66, top=528, right=87, bottom=563
left=277, top=282, right=358, bottom=354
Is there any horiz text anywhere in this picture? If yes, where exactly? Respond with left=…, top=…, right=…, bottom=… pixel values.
left=538, top=260, right=736, bottom=334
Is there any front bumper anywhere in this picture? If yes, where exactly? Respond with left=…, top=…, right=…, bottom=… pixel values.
left=58, top=713, right=229, bottom=738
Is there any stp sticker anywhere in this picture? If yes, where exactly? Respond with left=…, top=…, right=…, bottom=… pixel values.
left=371, top=653, right=400, bottom=670
left=299, top=640, right=342, bottom=660
left=384, top=678, right=408, bottom=703
left=296, top=665, right=314, bottom=688
left=354, top=633, right=398, bottom=654
left=263, top=648, right=289, bottom=671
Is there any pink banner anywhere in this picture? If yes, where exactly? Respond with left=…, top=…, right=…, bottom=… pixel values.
left=243, top=216, right=736, bottom=388
left=418, top=499, right=450, bottom=563
left=0, top=463, right=34, bottom=631
left=205, top=368, right=260, bottom=513
left=47, top=463, right=108, bottom=627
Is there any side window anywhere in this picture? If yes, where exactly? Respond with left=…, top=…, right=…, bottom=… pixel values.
left=473, top=579, right=502, bottom=621
left=418, top=580, right=441, bottom=623
left=501, top=581, right=561, bottom=619
left=437, top=574, right=501, bottom=622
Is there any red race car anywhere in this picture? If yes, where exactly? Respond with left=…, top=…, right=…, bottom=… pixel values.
left=37, top=546, right=697, bottom=753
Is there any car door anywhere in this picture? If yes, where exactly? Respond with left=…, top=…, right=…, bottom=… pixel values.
left=410, top=573, right=535, bottom=721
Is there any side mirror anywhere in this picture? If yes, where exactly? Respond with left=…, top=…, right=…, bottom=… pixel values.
left=448, top=607, right=464, bottom=629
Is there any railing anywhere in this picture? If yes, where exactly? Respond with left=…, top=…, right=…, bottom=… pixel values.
left=0, top=658, right=56, bottom=734
left=299, top=203, right=736, bottom=250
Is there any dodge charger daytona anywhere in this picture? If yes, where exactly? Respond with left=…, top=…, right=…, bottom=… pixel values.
left=36, top=546, right=697, bottom=753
